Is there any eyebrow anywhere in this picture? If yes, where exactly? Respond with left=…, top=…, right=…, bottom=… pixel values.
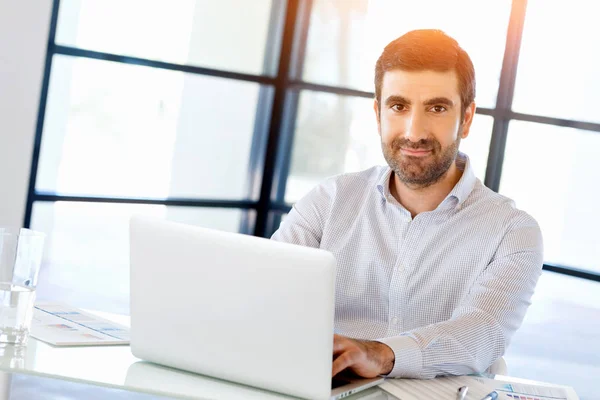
left=384, top=95, right=455, bottom=108
left=384, top=95, right=411, bottom=106
left=423, top=97, right=455, bottom=107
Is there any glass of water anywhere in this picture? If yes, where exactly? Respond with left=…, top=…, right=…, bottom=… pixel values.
left=0, top=228, right=45, bottom=346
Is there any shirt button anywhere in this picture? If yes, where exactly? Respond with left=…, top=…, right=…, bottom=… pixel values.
left=395, top=265, right=403, bottom=272
left=391, top=317, right=399, bottom=325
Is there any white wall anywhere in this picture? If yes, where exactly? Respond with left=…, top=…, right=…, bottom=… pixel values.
left=0, top=1, right=52, bottom=228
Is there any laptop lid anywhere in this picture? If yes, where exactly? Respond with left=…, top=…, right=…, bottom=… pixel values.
left=129, top=215, right=336, bottom=400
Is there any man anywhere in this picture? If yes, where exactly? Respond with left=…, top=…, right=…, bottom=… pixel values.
left=271, top=29, right=543, bottom=380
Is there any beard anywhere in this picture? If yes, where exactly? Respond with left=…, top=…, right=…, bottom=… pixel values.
left=382, top=132, right=461, bottom=188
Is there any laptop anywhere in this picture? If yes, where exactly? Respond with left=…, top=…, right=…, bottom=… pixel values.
left=129, top=215, right=383, bottom=400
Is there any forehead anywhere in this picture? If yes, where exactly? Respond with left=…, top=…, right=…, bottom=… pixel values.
left=380, top=69, right=460, bottom=101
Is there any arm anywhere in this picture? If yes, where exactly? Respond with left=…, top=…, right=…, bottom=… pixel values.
left=332, top=215, right=543, bottom=379
left=270, top=180, right=334, bottom=248
left=378, top=215, right=544, bottom=378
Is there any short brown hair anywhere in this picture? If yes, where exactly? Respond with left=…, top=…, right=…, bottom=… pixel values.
left=374, top=29, right=476, bottom=119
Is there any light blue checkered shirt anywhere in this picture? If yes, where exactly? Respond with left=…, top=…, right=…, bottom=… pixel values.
left=271, top=153, right=543, bottom=379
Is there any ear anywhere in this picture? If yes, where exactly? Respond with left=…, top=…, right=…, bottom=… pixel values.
left=373, top=99, right=381, bottom=135
left=460, top=102, right=476, bottom=139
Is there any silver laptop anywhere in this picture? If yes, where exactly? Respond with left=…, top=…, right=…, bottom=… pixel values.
left=129, top=216, right=383, bottom=400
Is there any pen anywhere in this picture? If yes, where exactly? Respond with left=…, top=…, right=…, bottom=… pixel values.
left=456, top=385, right=468, bottom=400
left=479, top=390, right=498, bottom=400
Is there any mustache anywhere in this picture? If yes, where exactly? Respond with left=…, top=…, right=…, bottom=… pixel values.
left=391, top=138, right=440, bottom=151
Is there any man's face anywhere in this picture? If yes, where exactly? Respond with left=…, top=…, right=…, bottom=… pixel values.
left=374, top=69, right=475, bottom=188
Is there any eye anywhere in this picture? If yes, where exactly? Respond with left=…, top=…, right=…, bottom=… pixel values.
left=391, top=104, right=407, bottom=112
left=430, top=105, right=447, bottom=113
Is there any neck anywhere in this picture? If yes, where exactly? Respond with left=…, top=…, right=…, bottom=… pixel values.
left=390, top=160, right=463, bottom=218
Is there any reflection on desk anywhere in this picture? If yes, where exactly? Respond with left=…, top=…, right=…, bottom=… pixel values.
left=0, top=370, right=171, bottom=400
left=125, top=362, right=397, bottom=400
left=126, top=361, right=297, bottom=400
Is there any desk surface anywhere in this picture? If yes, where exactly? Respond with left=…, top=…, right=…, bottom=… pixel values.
left=0, top=310, right=579, bottom=400
left=0, top=370, right=171, bottom=400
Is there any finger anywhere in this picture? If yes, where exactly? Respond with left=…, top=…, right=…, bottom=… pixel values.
left=333, top=335, right=350, bottom=354
left=333, top=345, right=348, bottom=358
left=332, top=352, right=354, bottom=377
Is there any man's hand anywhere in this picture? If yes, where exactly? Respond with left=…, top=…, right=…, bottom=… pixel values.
left=332, top=334, right=395, bottom=378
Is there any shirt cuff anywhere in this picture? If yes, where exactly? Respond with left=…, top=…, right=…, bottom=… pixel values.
left=376, top=335, right=423, bottom=378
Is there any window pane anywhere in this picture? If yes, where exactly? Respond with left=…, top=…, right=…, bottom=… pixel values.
left=36, top=55, right=265, bottom=200
left=302, top=0, right=511, bottom=108
left=284, top=91, right=493, bottom=203
left=285, top=91, right=384, bottom=203
left=504, top=270, right=600, bottom=400
left=55, top=0, right=277, bottom=75
left=499, top=121, right=600, bottom=273
left=512, top=0, right=600, bottom=123
left=31, top=201, right=249, bottom=313
left=267, top=211, right=288, bottom=238
left=459, top=114, right=493, bottom=182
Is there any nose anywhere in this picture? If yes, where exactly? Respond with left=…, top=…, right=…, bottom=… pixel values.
left=404, top=110, right=428, bottom=143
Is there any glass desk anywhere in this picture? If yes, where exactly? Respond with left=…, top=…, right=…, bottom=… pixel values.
left=0, top=309, right=392, bottom=400
left=0, top=370, right=172, bottom=400
left=0, top=310, right=578, bottom=400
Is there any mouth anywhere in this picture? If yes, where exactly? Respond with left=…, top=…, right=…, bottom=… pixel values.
left=400, top=148, right=432, bottom=157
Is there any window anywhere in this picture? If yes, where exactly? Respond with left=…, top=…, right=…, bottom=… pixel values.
left=27, top=0, right=600, bottom=301
left=36, top=55, right=264, bottom=200
left=55, top=0, right=278, bottom=75
left=284, top=91, right=382, bottom=203
left=28, top=0, right=282, bottom=312
left=302, top=0, right=512, bottom=108
left=500, top=121, right=600, bottom=273
left=512, top=0, right=600, bottom=123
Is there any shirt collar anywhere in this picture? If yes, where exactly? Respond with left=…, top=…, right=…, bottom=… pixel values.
left=375, top=152, right=477, bottom=209
left=376, top=167, right=394, bottom=200
left=446, top=152, right=477, bottom=207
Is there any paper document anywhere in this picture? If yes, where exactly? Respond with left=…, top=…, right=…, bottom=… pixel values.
left=380, top=375, right=577, bottom=400
left=380, top=376, right=491, bottom=400
left=30, top=303, right=130, bottom=346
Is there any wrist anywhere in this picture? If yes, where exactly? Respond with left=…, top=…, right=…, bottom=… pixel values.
left=374, top=341, right=395, bottom=375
